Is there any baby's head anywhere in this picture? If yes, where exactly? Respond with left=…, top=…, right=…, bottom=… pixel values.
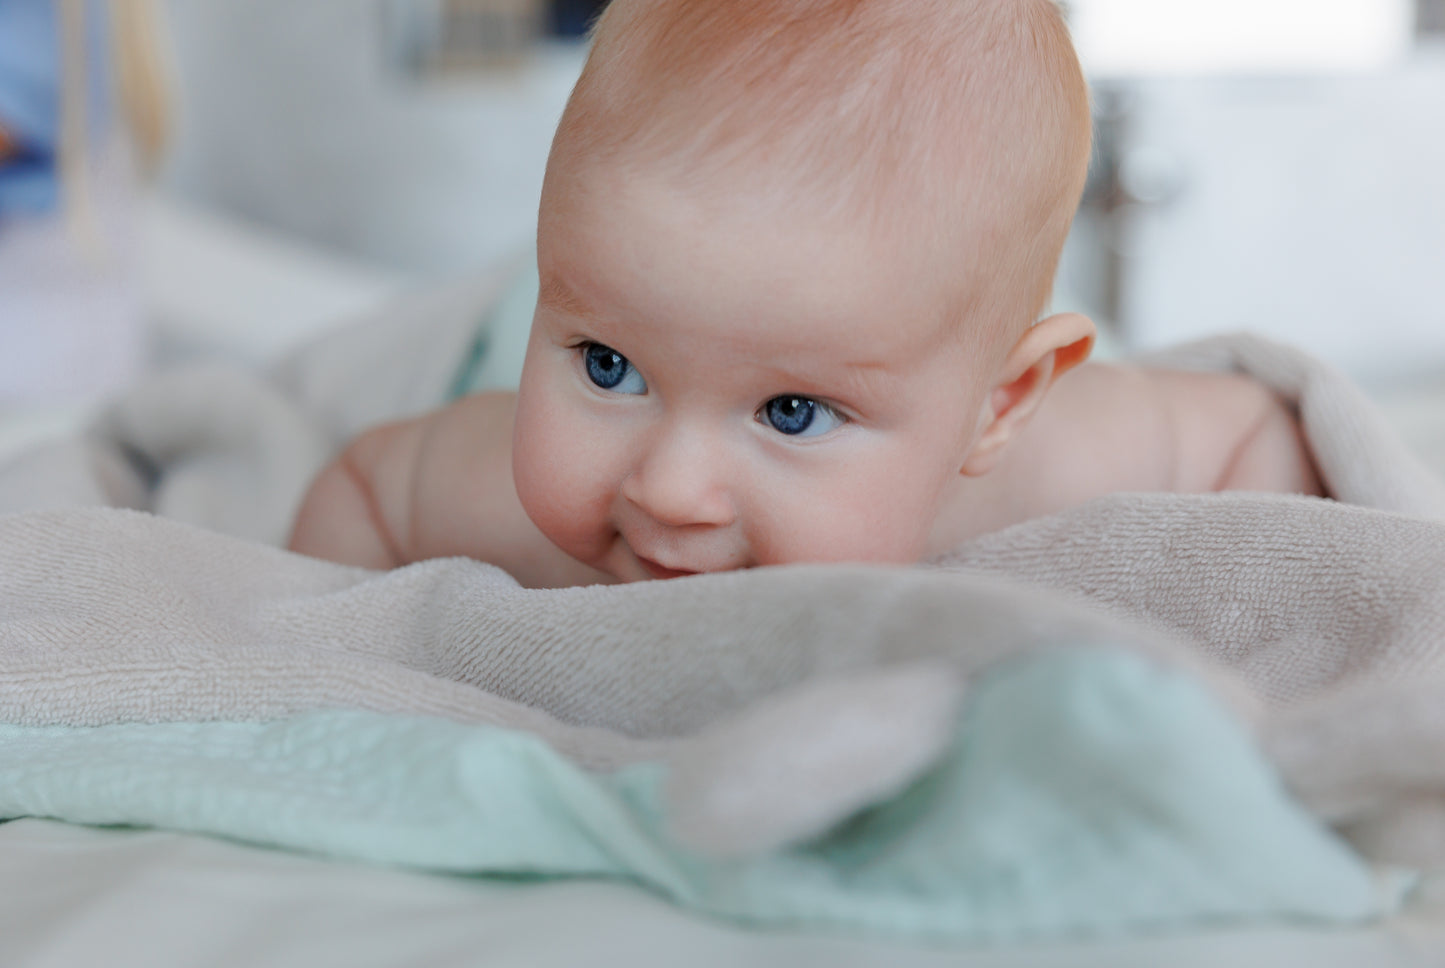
left=514, top=0, right=1095, bottom=581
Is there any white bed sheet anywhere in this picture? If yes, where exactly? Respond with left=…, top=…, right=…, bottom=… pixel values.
left=2, top=819, right=1443, bottom=968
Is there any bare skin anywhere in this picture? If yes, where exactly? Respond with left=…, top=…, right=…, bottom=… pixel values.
left=290, top=158, right=1324, bottom=587
left=288, top=363, right=1323, bottom=588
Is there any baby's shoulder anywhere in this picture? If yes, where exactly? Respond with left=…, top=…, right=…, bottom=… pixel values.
left=1132, top=366, right=1290, bottom=492
left=1136, top=365, right=1318, bottom=495
left=935, top=363, right=1284, bottom=541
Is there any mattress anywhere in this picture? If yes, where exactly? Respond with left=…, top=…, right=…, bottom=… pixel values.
left=3, top=819, right=1444, bottom=968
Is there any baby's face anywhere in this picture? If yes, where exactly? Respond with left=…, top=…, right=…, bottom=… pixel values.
left=513, top=166, right=995, bottom=581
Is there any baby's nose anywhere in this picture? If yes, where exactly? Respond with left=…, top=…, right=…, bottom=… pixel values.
left=620, top=427, right=737, bottom=529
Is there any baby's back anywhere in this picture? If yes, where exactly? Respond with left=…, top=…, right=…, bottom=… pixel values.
left=928, top=363, right=1322, bottom=553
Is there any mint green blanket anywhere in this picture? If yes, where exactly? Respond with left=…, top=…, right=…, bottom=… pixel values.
left=0, top=650, right=1392, bottom=942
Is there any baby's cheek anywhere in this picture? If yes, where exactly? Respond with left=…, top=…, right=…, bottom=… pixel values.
left=750, top=476, right=932, bottom=567
left=514, top=444, right=585, bottom=549
left=512, top=417, right=618, bottom=565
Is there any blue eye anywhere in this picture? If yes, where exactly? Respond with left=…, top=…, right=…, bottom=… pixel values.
left=760, top=396, right=844, bottom=438
left=583, top=343, right=647, bottom=395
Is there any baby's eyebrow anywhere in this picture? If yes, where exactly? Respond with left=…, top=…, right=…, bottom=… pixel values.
left=538, top=273, right=594, bottom=319
left=833, top=359, right=899, bottom=403
left=770, top=357, right=896, bottom=411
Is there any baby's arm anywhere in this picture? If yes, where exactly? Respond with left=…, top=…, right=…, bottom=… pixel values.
left=288, top=392, right=612, bottom=588
left=286, top=422, right=410, bottom=570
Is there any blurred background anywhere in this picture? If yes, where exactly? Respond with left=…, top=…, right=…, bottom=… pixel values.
left=1, top=0, right=1444, bottom=460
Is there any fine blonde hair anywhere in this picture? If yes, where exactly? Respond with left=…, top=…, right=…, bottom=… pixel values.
left=546, top=0, right=1092, bottom=338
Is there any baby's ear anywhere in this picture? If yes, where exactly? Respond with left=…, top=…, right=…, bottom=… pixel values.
left=960, top=313, right=1095, bottom=477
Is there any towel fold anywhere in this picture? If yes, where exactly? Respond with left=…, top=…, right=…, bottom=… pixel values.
left=0, top=652, right=1399, bottom=942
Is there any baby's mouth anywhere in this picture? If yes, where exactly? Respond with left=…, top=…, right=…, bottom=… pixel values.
left=634, top=555, right=698, bottom=581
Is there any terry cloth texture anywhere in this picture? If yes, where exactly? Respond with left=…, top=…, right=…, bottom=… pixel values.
left=0, top=316, right=1442, bottom=938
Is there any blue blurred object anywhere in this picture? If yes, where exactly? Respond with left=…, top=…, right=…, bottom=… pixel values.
left=0, top=0, right=61, bottom=214
left=549, top=0, right=609, bottom=37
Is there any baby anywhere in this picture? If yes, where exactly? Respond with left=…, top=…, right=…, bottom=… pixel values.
left=288, top=0, right=1322, bottom=588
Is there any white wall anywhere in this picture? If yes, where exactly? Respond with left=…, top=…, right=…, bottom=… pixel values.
left=1102, top=58, right=1445, bottom=384
left=159, top=0, right=584, bottom=274
left=1069, top=0, right=1413, bottom=75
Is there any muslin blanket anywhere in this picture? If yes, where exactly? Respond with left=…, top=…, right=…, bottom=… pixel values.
left=1, top=301, right=1444, bottom=940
